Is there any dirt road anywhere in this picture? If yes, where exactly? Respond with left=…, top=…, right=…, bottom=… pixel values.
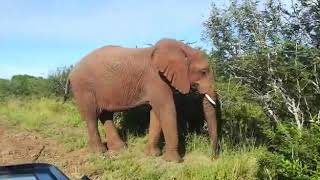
left=0, top=126, right=91, bottom=179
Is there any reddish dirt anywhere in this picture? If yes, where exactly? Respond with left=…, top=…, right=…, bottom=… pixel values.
left=0, top=126, right=91, bottom=179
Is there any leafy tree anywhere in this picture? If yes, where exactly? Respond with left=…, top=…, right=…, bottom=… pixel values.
left=0, top=78, right=10, bottom=100
left=203, top=0, right=320, bottom=178
left=286, top=0, right=320, bottom=48
left=9, top=75, right=49, bottom=97
left=203, top=0, right=319, bottom=129
left=47, top=65, right=73, bottom=97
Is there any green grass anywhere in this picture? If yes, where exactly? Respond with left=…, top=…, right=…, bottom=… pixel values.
left=0, top=97, right=267, bottom=179
left=0, top=97, right=86, bottom=151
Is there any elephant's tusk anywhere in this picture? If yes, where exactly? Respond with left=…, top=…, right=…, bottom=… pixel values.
left=205, top=94, right=216, bottom=106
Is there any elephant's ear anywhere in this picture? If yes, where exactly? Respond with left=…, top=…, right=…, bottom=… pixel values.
left=151, top=41, right=190, bottom=94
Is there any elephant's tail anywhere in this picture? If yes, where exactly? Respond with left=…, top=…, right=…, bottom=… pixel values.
left=63, top=78, right=70, bottom=103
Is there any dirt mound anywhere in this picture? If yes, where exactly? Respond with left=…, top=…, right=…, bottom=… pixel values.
left=0, top=126, right=89, bottom=179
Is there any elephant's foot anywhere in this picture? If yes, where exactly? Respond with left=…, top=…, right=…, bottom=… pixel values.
left=144, top=144, right=161, bottom=157
left=107, top=141, right=126, bottom=152
left=162, top=150, right=183, bottom=163
left=89, top=142, right=107, bottom=153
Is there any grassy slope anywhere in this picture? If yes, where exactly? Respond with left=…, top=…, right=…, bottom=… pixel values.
left=0, top=98, right=266, bottom=179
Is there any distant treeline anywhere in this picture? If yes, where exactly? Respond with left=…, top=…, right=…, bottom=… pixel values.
left=0, top=65, right=73, bottom=99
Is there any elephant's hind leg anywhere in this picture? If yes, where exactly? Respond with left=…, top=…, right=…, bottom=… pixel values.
left=144, top=110, right=161, bottom=157
left=99, top=111, right=126, bottom=152
left=74, top=92, right=106, bottom=153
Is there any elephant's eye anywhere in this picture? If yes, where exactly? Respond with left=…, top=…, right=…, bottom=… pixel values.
left=200, top=70, right=207, bottom=76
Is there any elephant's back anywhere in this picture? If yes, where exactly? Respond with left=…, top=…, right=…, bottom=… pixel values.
left=80, top=46, right=151, bottom=79
left=69, top=45, right=152, bottom=109
left=79, top=45, right=150, bottom=67
left=71, top=46, right=150, bottom=77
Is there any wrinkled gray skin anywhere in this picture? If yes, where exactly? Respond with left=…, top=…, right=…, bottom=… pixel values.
left=67, top=39, right=218, bottom=162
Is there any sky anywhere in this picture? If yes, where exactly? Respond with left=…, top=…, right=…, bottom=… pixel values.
left=0, top=0, right=227, bottom=79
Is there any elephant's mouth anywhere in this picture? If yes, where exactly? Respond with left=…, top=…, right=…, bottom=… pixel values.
left=190, top=83, right=216, bottom=106
left=190, top=83, right=200, bottom=93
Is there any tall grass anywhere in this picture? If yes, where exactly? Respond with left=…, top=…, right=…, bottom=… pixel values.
left=0, top=97, right=86, bottom=150
left=0, top=97, right=267, bottom=179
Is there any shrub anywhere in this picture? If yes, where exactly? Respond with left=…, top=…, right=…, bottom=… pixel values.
left=9, top=75, right=49, bottom=97
left=216, top=81, right=269, bottom=145
left=47, top=65, right=73, bottom=97
left=0, top=78, right=10, bottom=100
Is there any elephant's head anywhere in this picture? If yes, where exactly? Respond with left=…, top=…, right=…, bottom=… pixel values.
left=151, top=39, right=216, bottom=105
left=151, top=39, right=218, bottom=155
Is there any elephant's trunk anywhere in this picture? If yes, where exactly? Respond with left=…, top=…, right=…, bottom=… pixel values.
left=202, top=91, right=218, bottom=156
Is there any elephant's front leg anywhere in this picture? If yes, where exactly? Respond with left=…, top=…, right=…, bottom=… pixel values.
left=99, top=111, right=126, bottom=152
left=144, top=110, right=161, bottom=156
left=150, top=93, right=182, bottom=162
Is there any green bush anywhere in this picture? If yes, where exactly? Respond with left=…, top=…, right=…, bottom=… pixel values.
left=0, top=78, right=10, bottom=100
left=47, top=65, right=73, bottom=97
left=9, top=75, right=49, bottom=97
left=260, top=123, right=320, bottom=179
left=216, top=81, right=269, bottom=145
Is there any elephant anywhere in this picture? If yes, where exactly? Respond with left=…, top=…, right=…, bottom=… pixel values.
left=66, top=39, right=218, bottom=162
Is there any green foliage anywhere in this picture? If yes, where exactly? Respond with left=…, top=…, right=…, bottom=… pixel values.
left=9, top=75, right=49, bottom=97
left=288, top=0, right=320, bottom=48
left=261, top=123, right=320, bottom=179
left=47, top=65, right=73, bottom=97
left=216, top=80, right=269, bottom=144
left=0, top=65, right=74, bottom=99
left=0, top=78, right=10, bottom=100
left=203, top=0, right=320, bottom=179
